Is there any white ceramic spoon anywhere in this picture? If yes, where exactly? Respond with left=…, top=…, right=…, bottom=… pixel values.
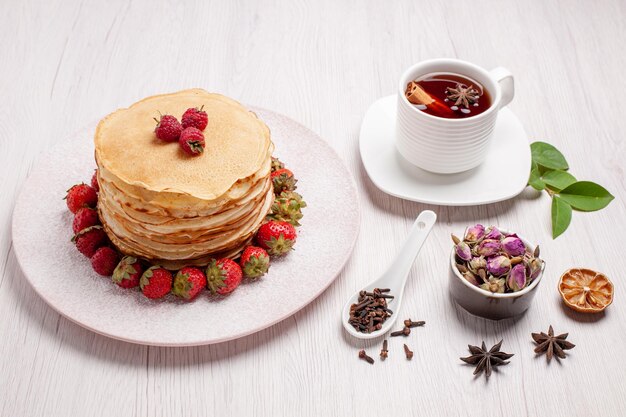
left=341, top=210, right=437, bottom=339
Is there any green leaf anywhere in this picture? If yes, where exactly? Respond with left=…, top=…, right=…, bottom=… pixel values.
left=531, top=142, right=569, bottom=170
left=551, top=196, right=572, bottom=238
left=528, top=165, right=545, bottom=190
left=541, top=170, right=577, bottom=192
left=557, top=181, right=615, bottom=212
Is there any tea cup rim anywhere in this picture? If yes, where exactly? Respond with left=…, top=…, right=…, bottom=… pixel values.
left=399, top=58, right=502, bottom=124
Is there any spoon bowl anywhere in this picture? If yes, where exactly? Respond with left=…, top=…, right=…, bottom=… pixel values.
left=341, top=210, right=437, bottom=339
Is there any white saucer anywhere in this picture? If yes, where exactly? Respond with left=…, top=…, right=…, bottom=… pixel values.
left=359, top=95, right=531, bottom=206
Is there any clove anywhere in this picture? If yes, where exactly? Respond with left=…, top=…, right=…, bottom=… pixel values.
left=404, top=319, right=425, bottom=328
left=380, top=339, right=388, bottom=360
left=403, top=344, right=414, bottom=360
left=358, top=349, right=374, bottom=365
left=390, top=327, right=411, bottom=337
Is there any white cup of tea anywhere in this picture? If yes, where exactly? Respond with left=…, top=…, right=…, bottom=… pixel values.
left=396, top=58, right=514, bottom=174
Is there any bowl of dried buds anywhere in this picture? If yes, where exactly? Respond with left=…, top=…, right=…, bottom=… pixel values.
left=449, top=224, right=545, bottom=319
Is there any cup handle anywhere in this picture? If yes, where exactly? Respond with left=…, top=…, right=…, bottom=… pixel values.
left=490, top=67, right=514, bottom=108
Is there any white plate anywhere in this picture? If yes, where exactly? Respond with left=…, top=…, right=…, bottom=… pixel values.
left=359, top=95, right=532, bottom=206
left=12, top=107, right=360, bottom=346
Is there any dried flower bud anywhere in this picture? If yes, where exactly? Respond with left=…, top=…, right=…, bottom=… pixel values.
left=502, top=234, right=526, bottom=257
left=484, top=226, right=502, bottom=240
left=451, top=234, right=461, bottom=245
left=527, top=257, right=543, bottom=280
left=463, top=271, right=480, bottom=286
left=477, top=239, right=501, bottom=257
left=455, top=241, right=472, bottom=261
left=464, top=224, right=485, bottom=242
left=487, top=255, right=511, bottom=276
left=469, top=256, right=487, bottom=272
left=480, top=277, right=506, bottom=293
left=508, top=264, right=527, bottom=291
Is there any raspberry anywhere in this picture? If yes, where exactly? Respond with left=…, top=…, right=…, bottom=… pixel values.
left=179, top=127, right=205, bottom=156
left=154, top=114, right=182, bottom=142
left=181, top=106, right=208, bottom=130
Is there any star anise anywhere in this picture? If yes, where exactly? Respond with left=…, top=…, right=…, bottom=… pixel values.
left=460, top=340, right=513, bottom=378
left=445, top=83, right=480, bottom=108
left=532, top=325, right=575, bottom=363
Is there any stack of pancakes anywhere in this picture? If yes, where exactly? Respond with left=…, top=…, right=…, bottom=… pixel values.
left=94, top=89, right=274, bottom=269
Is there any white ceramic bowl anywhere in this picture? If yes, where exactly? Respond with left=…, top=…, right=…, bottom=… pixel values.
left=396, top=58, right=514, bottom=174
left=448, top=231, right=545, bottom=320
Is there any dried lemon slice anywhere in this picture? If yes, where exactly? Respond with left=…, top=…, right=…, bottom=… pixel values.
left=558, top=268, right=614, bottom=313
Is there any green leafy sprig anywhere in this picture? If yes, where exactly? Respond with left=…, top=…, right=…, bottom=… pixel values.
left=528, top=142, right=614, bottom=239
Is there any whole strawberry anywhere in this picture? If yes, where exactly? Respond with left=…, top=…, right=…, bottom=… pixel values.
left=65, top=183, right=98, bottom=213
left=91, top=170, right=99, bottom=192
left=90, top=247, right=120, bottom=276
left=240, top=246, right=270, bottom=279
left=172, top=267, right=207, bottom=300
left=181, top=105, right=208, bottom=130
left=271, top=168, right=297, bottom=194
left=154, top=114, right=182, bottom=142
left=179, top=127, right=205, bottom=155
left=206, top=258, right=242, bottom=295
left=72, top=207, right=100, bottom=234
left=72, top=225, right=108, bottom=257
left=140, top=266, right=173, bottom=299
left=112, top=256, right=143, bottom=289
left=256, top=220, right=297, bottom=256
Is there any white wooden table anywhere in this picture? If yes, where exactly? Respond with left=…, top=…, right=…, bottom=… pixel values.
left=2, top=1, right=625, bottom=416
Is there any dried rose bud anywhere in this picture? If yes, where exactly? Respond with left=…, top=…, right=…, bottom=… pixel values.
left=477, top=239, right=501, bottom=257
left=455, top=241, right=472, bottom=261
left=487, top=255, right=511, bottom=276
left=463, top=271, right=480, bottom=286
left=508, top=264, right=527, bottom=291
left=502, top=234, right=526, bottom=257
left=464, top=224, right=485, bottom=242
left=484, top=226, right=502, bottom=240
left=480, top=277, right=506, bottom=293
left=469, top=256, right=487, bottom=272
left=527, top=257, right=543, bottom=280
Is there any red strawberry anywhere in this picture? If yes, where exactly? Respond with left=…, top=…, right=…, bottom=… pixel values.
left=206, top=258, right=242, bottom=295
left=72, top=225, right=108, bottom=257
left=271, top=168, right=297, bottom=194
left=255, top=220, right=297, bottom=256
left=154, top=114, right=182, bottom=142
left=172, top=266, right=207, bottom=300
left=90, top=247, right=120, bottom=276
left=179, top=127, right=205, bottom=155
left=181, top=106, right=208, bottom=130
left=91, top=170, right=99, bottom=192
left=65, top=183, right=98, bottom=213
left=72, top=207, right=100, bottom=234
left=240, top=246, right=270, bottom=279
left=112, top=256, right=143, bottom=289
left=140, top=266, right=173, bottom=299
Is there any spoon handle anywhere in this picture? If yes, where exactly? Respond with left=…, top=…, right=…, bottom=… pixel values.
left=386, top=210, right=437, bottom=285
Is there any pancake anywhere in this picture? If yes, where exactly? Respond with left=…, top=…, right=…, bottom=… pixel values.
left=94, top=89, right=274, bottom=267
left=95, top=89, right=272, bottom=201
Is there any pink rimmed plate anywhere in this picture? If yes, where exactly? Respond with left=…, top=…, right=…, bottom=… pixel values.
left=12, top=107, right=360, bottom=346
